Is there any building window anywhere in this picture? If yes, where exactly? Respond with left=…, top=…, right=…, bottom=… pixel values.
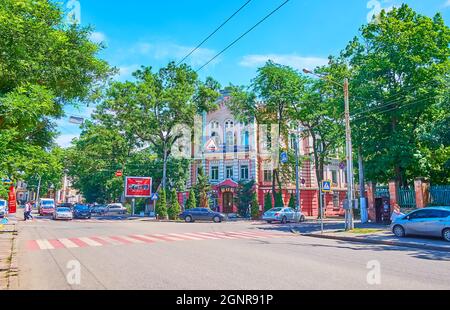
left=264, top=170, right=272, bottom=183
left=211, top=166, right=219, bottom=181
left=333, top=193, right=340, bottom=209
left=211, top=131, right=220, bottom=145
left=240, top=165, right=249, bottom=180
left=332, top=170, right=338, bottom=185
left=226, top=166, right=233, bottom=179
left=225, top=120, right=234, bottom=129
left=211, top=121, right=219, bottom=129
left=242, top=131, right=249, bottom=149
left=226, top=131, right=234, bottom=146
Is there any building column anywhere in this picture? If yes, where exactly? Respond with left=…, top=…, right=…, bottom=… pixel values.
left=388, top=180, right=399, bottom=211
left=367, top=182, right=376, bottom=222
left=414, top=178, right=430, bottom=209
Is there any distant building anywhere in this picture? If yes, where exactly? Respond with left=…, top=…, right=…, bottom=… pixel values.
left=186, top=91, right=348, bottom=217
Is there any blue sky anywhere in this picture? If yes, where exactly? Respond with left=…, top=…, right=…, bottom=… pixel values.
left=56, top=0, right=450, bottom=147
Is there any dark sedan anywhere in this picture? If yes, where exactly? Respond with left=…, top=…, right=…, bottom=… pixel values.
left=179, top=208, right=226, bottom=223
left=73, top=204, right=92, bottom=219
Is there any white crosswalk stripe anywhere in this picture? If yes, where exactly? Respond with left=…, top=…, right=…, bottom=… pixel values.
left=78, top=237, right=103, bottom=247
left=36, top=239, right=54, bottom=250
left=184, top=232, right=220, bottom=240
left=169, top=233, right=204, bottom=241
left=58, top=238, right=79, bottom=248
left=152, top=234, right=184, bottom=241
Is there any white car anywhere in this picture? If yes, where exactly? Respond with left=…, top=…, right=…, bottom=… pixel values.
left=53, top=207, right=73, bottom=221
left=107, top=203, right=127, bottom=215
left=263, top=207, right=306, bottom=224
left=0, top=199, right=7, bottom=218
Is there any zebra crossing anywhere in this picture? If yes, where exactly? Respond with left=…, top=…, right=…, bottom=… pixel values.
left=26, top=230, right=288, bottom=252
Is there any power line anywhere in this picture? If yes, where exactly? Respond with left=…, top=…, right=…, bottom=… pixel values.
left=177, top=0, right=253, bottom=66
left=196, top=0, right=291, bottom=73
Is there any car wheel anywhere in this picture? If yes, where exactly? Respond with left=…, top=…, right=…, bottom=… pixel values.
left=443, top=228, right=450, bottom=242
left=281, top=216, right=287, bottom=224
left=185, top=215, right=193, bottom=223
left=213, top=216, right=221, bottom=223
left=267, top=221, right=272, bottom=224
left=300, top=215, right=306, bottom=223
left=393, top=225, right=406, bottom=238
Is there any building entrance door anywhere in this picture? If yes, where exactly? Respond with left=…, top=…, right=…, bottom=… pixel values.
left=222, top=192, right=234, bottom=214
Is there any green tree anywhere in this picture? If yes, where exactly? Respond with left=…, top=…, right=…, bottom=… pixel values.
left=342, top=4, right=450, bottom=185
left=236, top=180, right=255, bottom=217
left=157, top=189, right=168, bottom=220
left=274, top=191, right=284, bottom=208
left=250, top=192, right=260, bottom=220
left=186, top=188, right=196, bottom=210
left=194, top=167, right=211, bottom=209
left=99, top=63, right=220, bottom=191
left=227, top=61, right=306, bottom=200
left=288, top=194, right=296, bottom=210
left=168, top=189, right=181, bottom=220
left=264, top=192, right=273, bottom=212
left=0, top=0, right=110, bottom=189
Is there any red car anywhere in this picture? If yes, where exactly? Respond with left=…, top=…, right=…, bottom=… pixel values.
left=39, top=199, right=56, bottom=216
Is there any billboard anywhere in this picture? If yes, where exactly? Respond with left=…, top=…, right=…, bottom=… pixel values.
left=125, top=177, right=152, bottom=198
left=8, top=185, right=17, bottom=214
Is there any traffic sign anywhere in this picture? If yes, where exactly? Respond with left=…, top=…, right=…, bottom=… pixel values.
left=321, top=180, right=332, bottom=193
left=1, top=218, right=8, bottom=225
left=339, top=161, right=346, bottom=170
left=150, top=193, right=159, bottom=201
left=280, top=152, right=288, bottom=164
left=2, top=179, right=12, bottom=185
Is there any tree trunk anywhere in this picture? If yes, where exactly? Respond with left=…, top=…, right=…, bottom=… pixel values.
left=162, top=143, right=168, bottom=190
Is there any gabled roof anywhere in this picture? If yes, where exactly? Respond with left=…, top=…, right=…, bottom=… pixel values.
left=216, top=179, right=239, bottom=188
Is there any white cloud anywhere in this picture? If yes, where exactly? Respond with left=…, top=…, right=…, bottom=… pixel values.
left=444, top=0, right=450, bottom=7
left=131, top=42, right=219, bottom=67
left=89, top=31, right=107, bottom=44
left=239, top=54, right=329, bottom=71
left=56, top=134, right=78, bottom=148
left=117, top=64, right=141, bottom=81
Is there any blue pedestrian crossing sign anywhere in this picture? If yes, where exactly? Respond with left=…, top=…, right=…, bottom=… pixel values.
left=322, top=180, right=332, bottom=193
left=280, top=152, right=288, bottom=164
left=150, top=193, right=159, bottom=201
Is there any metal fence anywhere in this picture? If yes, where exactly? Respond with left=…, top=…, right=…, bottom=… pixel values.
left=430, top=185, right=450, bottom=206
left=398, top=187, right=416, bottom=208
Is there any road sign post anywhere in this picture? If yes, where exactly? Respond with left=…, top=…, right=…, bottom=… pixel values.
left=320, top=180, right=332, bottom=234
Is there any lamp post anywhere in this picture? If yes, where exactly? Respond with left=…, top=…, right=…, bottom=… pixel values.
left=303, top=69, right=355, bottom=231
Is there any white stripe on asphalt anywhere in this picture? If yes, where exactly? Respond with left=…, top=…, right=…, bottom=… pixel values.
left=204, top=232, right=238, bottom=239
left=153, top=234, right=184, bottom=241
left=95, top=236, right=124, bottom=246
left=58, top=238, right=79, bottom=248
left=225, top=232, right=259, bottom=239
left=184, top=232, right=220, bottom=240
left=36, top=239, right=54, bottom=250
left=130, top=234, right=160, bottom=242
left=169, top=233, right=204, bottom=241
left=116, top=236, right=145, bottom=244
left=78, top=237, right=103, bottom=247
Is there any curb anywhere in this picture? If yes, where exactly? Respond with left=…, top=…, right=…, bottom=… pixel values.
left=301, top=233, right=450, bottom=253
left=7, top=226, right=19, bottom=290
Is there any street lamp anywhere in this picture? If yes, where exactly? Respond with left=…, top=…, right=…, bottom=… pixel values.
left=303, top=68, right=355, bottom=231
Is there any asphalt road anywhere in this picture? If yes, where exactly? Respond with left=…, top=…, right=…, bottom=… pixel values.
left=16, top=215, right=450, bottom=290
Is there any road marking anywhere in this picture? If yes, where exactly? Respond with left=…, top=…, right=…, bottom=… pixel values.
left=78, top=237, right=103, bottom=247
left=150, top=234, right=184, bottom=242
left=48, top=239, right=65, bottom=249
left=109, top=236, right=143, bottom=244
left=184, top=232, right=220, bottom=240
left=168, top=233, right=204, bottom=241
left=88, top=236, right=110, bottom=245
left=69, top=238, right=89, bottom=248
left=58, top=238, right=79, bottom=248
left=26, top=240, right=40, bottom=251
left=128, top=235, right=156, bottom=243
left=93, top=236, right=123, bottom=246
left=206, top=232, right=239, bottom=239
left=36, top=239, right=54, bottom=250
left=224, top=232, right=260, bottom=239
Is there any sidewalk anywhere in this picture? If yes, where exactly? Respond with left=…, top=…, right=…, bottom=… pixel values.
left=0, top=212, right=20, bottom=290
left=301, top=224, right=450, bottom=253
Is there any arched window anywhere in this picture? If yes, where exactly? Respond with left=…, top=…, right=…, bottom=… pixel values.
left=225, top=120, right=234, bottom=129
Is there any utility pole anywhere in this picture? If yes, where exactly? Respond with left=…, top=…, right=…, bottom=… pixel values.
left=358, top=147, right=368, bottom=223
left=36, top=175, right=42, bottom=203
left=293, top=128, right=301, bottom=212
left=344, top=78, right=355, bottom=230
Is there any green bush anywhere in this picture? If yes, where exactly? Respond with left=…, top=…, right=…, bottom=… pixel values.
left=251, top=193, right=260, bottom=219
left=264, top=192, right=273, bottom=212
left=156, top=189, right=168, bottom=220
left=186, top=188, right=196, bottom=210
left=168, top=189, right=181, bottom=220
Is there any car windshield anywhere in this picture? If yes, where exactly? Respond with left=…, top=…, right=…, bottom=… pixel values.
left=0, top=201, right=6, bottom=207
left=75, top=206, right=89, bottom=211
left=57, top=208, right=70, bottom=212
left=42, top=201, right=54, bottom=206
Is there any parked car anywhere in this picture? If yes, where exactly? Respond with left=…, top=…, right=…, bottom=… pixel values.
left=53, top=207, right=73, bottom=221
left=179, top=208, right=226, bottom=223
left=263, top=207, right=306, bottom=224
left=73, top=204, right=92, bottom=219
left=391, top=207, right=450, bottom=242
left=39, top=198, right=56, bottom=216
left=91, top=204, right=108, bottom=215
left=107, top=203, right=127, bottom=215
left=0, top=199, right=8, bottom=218
left=58, top=203, right=74, bottom=210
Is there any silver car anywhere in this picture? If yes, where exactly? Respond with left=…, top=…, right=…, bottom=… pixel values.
left=263, top=207, right=306, bottom=224
left=0, top=200, right=7, bottom=218
left=391, top=207, right=450, bottom=242
left=53, top=207, right=73, bottom=221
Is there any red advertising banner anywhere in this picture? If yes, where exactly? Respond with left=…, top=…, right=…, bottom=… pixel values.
left=8, top=185, right=17, bottom=214
left=125, top=177, right=152, bottom=198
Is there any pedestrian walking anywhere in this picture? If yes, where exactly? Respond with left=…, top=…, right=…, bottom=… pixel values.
left=24, top=201, right=33, bottom=221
